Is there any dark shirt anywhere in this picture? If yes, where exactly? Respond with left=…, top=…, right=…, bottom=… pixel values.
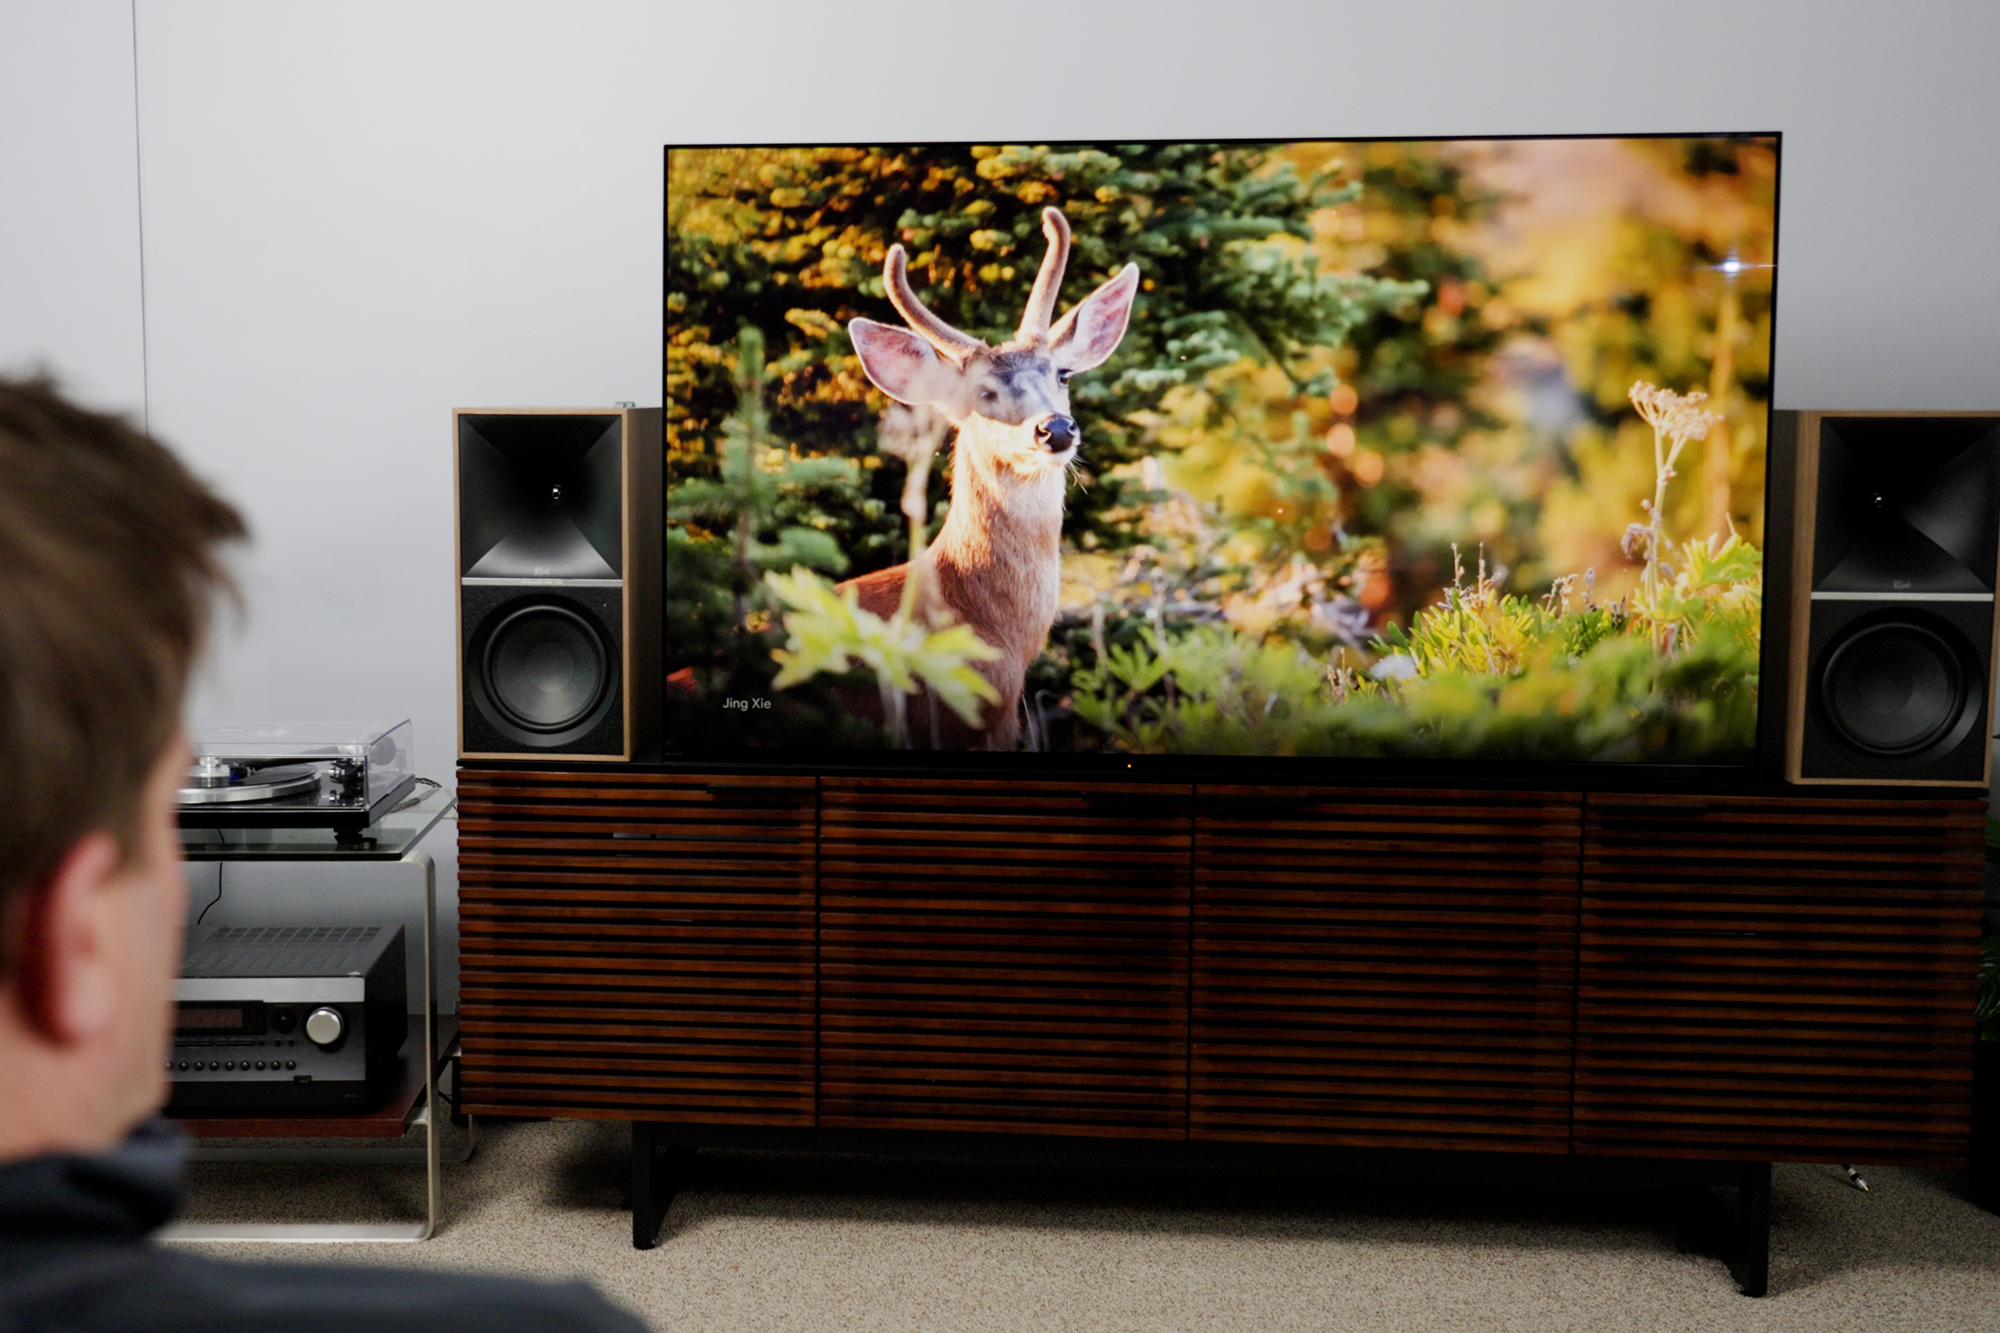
left=0, top=1121, right=646, bottom=1333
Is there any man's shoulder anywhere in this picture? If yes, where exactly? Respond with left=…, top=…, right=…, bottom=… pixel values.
left=0, top=1239, right=648, bottom=1333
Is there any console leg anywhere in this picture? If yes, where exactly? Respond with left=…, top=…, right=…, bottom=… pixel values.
left=1728, top=1161, right=1771, bottom=1297
left=630, top=1122, right=693, bottom=1249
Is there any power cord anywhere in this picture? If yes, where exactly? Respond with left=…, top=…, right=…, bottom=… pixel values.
left=194, top=862, right=224, bottom=925
left=436, top=1061, right=462, bottom=1119
left=390, top=776, right=443, bottom=815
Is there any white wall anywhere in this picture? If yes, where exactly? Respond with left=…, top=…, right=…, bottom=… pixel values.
left=0, top=1, right=146, bottom=411
left=133, top=5, right=675, bottom=741
left=6, top=1, right=2000, bottom=992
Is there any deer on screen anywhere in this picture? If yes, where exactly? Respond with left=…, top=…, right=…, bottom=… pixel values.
left=844, top=208, right=1139, bottom=748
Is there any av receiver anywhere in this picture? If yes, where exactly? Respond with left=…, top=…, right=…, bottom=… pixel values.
left=168, top=923, right=407, bottom=1111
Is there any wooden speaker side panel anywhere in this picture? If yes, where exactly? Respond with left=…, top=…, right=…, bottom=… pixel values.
left=1574, top=791, right=1982, bottom=1163
left=818, top=778, right=1193, bottom=1139
left=1192, top=787, right=1582, bottom=1154
left=624, top=406, right=664, bottom=762
left=457, top=768, right=816, bottom=1123
left=1783, top=410, right=1822, bottom=784
left=1758, top=409, right=1799, bottom=783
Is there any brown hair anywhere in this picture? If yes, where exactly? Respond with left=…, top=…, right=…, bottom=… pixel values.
left=0, top=376, right=246, bottom=930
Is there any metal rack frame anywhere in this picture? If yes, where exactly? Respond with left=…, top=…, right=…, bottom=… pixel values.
left=160, top=792, right=472, bottom=1243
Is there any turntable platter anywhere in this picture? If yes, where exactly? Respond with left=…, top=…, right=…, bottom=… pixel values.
left=178, top=761, right=323, bottom=805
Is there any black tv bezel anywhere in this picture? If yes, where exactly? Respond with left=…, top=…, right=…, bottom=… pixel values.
left=660, top=132, right=1785, bottom=790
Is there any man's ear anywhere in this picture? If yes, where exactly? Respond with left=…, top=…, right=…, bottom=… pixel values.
left=850, top=318, right=954, bottom=406
left=12, top=833, right=122, bottom=1044
left=1050, top=264, right=1140, bottom=373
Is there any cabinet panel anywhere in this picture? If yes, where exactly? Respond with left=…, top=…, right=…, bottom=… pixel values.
left=1575, top=792, right=1981, bottom=1163
left=818, top=779, right=1192, bottom=1138
left=1193, top=787, right=1581, bottom=1153
left=457, top=769, right=815, bottom=1123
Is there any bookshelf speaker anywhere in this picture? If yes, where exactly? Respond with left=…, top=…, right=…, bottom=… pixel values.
left=456, top=407, right=660, bottom=761
left=1776, top=411, right=2000, bottom=786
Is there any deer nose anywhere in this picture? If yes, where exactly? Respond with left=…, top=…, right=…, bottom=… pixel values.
left=1036, top=415, right=1077, bottom=452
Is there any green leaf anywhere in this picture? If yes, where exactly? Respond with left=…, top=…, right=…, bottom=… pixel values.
left=763, top=567, right=1002, bottom=724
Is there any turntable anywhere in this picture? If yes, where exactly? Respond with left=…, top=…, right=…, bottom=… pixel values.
left=178, top=720, right=417, bottom=837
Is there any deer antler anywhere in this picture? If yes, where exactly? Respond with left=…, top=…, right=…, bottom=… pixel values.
left=884, top=245, right=983, bottom=361
left=1016, top=208, right=1071, bottom=344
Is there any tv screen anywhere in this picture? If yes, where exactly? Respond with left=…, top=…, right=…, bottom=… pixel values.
left=664, top=136, right=1779, bottom=767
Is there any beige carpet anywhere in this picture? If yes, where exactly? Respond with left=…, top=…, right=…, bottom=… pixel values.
left=175, top=1118, right=2000, bottom=1333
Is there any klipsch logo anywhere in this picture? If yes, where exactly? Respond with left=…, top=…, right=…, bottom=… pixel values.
left=1893, top=578, right=1911, bottom=590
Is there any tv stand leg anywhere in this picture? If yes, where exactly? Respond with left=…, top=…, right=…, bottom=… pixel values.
left=630, top=1122, right=694, bottom=1249
left=1727, top=1161, right=1771, bottom=1296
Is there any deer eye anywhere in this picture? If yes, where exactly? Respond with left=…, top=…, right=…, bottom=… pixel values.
left=1056, top=369, right=1072, bottom=385
left=978, top=388, right=997, bottom=402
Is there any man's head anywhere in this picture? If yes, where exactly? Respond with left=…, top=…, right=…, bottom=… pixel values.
left=0, top=376, right=244, bottom=1156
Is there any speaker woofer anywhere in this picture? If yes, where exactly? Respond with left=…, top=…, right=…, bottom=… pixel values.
left=1816, top=615, right=1977, bottom=763
left=472, top=601, right=618, bottom=746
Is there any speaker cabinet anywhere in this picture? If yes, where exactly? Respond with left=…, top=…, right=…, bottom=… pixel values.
left=1778, top=411, right=2000, bottom=786
left=456, top=408, right=661, bottom=761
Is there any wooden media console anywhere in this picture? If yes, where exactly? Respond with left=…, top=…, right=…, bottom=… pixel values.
left=454, top=766, right=1983, bottom=1292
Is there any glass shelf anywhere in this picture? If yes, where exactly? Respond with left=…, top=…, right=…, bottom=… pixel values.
left=179, top=784, right=455, bottom=862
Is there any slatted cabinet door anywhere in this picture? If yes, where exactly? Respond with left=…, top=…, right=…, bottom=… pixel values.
left=818, top=779, right=1193, bottom=1138
left=457, top=770, right=816, bottom=1123
left=1193, top=787, right=1582, bottom=1153
left=1575, top=793, right=1983, bottom=1163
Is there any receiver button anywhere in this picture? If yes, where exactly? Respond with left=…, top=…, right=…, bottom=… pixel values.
left=304, top=1007, right=344, bottom=1047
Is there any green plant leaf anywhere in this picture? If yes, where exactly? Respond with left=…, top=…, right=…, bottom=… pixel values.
left=763, top=566, right=1002, bottom=725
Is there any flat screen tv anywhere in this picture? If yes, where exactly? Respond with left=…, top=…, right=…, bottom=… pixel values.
left=664, top=135, right=1780, bottom=774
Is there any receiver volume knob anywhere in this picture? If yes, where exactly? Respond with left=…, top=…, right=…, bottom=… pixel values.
left=304, top=1006, right=344, bottom=1047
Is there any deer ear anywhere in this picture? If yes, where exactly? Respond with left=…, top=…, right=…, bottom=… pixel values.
left=850, top=318, right=951, bottom=405
left=1050, top=264, right=1139, bottom=373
